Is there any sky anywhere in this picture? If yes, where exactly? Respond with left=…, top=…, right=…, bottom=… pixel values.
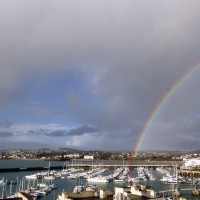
left=1, top=0, right=200, bottom=151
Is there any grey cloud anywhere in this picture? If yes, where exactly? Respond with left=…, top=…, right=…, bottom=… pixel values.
left=43, top=125, right=100, bottom=137
left=68, top=125, right=100, bottom=136
left=139, top=115, right=200, bottom=151
left=45, top=130, right=68, bottom=137
left=27, top=129, right=50, bottom=135
left=0, top=1, right=198, bottom=105
left=27, top=130, right=35, bottom=134
left=0, top=132, right=13, bottom=137
left=0, top=119, right=12, bottom=128
left=38, top=129, right=49, bottom=134
left=172, top=117, right=200, bottom=136
left=24, top=125, right=100, bottom=138
left=27, top=130, right=42, bottom=135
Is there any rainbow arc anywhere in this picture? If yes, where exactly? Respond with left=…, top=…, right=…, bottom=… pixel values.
left=133, top=64, right=200, bottom=154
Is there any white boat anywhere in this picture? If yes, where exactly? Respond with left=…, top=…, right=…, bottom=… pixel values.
left=159, top=176, right=170, bottom=182
left=166, top=178, right=177, bottom=184
left=25, top=175, right=37, bottom=179
left=44, top=162, right=55, bottom=180
left=49, top=184, right=58, bottom=189
left=67, top=174, right=77, bottom=179
left=37, top=183, right=47, bottom=188
left=44, top=175, right=55, bottom=180
left=87, top=176, right=109, bottom=183
left=73, top=185, right=85, bottom=193
left=85, top=185, right=98, bottom=192
left=114, top=179, right=125, bottom=183
left=61, top=176, right=68, bottom=179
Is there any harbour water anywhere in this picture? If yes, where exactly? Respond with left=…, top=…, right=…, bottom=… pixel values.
left=0, top=159, right=199, bottom=200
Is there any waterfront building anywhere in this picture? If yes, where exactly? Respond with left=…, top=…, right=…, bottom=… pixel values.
left=184, top=158, right=200, bottom=167
left=84, top=155, right=94, bottom=159
left=64, top=154, right=80, bottom=158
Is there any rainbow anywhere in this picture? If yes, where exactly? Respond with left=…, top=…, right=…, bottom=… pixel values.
left=133, top=64, right=200, bottom=154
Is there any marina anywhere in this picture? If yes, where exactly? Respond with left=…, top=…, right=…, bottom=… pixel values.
left=0, top=160, right=199, bottom=199
left=1, top=1, right=200, bottom=200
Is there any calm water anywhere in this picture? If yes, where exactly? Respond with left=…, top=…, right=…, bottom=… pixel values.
left=0, top=160, right=199, bottom=200
left=0, top=159, right=64, bottom=168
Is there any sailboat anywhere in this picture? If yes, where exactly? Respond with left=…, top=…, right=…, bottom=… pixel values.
left=44, top=162, right=55, bottom=180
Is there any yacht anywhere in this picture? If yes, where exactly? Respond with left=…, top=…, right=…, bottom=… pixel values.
left=87, top=176, right=109, bottom=183
left=25, top=175, right=37, bottom=179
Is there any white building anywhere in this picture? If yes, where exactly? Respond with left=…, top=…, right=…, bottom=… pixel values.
left=184, top=158, right=200, bottom=167
left=64, top=154, right=80, bottom=158
left=84, top=155, right=94, bottom=160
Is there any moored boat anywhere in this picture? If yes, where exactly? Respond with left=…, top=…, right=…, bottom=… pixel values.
left=87, top=176, right=109, bottom=183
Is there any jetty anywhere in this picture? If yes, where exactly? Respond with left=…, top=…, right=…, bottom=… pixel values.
left=0, top=166, right=63, bottom=172
left=0, top=163, right=174, bottom=173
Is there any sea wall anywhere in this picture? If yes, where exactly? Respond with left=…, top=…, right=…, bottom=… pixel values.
left=0, top=166, right=63, bottom=172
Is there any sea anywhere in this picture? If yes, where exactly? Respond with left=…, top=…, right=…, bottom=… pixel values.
left=0, top=159, right=199, bottom=200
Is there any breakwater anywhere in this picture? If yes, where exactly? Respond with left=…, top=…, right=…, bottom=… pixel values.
left=0, top=166, right=63, bottom=172
left=0, top=159, right=183, bottom=173
left=0, top=164, right=172, bottom=172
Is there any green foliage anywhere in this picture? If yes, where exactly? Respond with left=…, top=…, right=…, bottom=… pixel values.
left=98, top=152, right=112, bottom=160
left=191, top=167, right=200, bottom=172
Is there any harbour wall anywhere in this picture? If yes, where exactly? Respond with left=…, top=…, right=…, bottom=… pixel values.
left=0, top=163, right=175, bottom=172
left=0, top=166, right=64, bottom=172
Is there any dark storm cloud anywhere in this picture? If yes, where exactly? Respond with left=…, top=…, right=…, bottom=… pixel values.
left=68, top=125, right=100, bottom=136
left=25, top=125, right=100, bottom=137
left=27, top=129, right=54, bottom=136
left=45, top=130, right=67, bottom=137
left=27, top=130, right=45, bottom=135
left=1, top=1, right=197, bottom=108
left=129, top=124, right=145, bottom=139
left=27, top=130, right=36, bottom=135
left=0, top=131, right=13, bottom=137
left=138, top=116, right=200, bottom=151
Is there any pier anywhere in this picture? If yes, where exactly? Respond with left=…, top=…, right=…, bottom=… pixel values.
left=0, top=163, right=173, bottom=172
